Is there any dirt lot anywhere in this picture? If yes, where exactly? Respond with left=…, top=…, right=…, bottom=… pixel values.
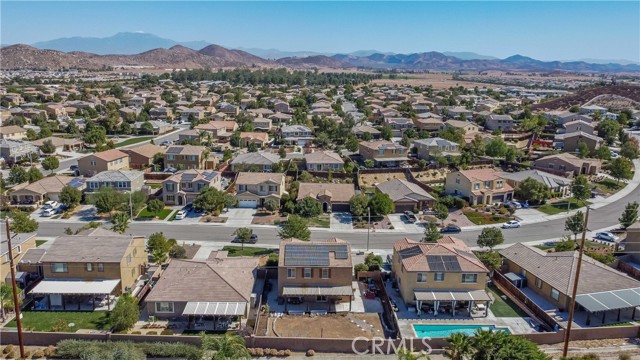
left=411, top=169, right=450, bottom=183
left=359, top=172, right=409, bottom=188
left=252, top=211, right=288, bottom=225
left=270, top=313, right=384, bottom=339
left=371, top=72, right=491, bottom=90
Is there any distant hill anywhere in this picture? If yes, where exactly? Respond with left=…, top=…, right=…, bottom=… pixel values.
left=276, top=55, right=353, bottom=69
left=442, top=51, right=498, bottom=60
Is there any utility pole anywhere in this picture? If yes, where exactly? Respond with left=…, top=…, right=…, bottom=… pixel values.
left=562, top=206, right=590, bottom=358
left=5, top=220, right=25, bottom=359
left=366, top=207, right=371, bottom=252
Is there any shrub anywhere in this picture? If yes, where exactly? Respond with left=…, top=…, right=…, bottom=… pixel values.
left=277, top=350, right=286, bottom=356
left=130, top=331, right=142, bottom=334
left=284, top=349, right=292, bottom=357
left=32, top=350, right=45, bottom=359
left=161, top=329, right=174, bottom=335
left=306, top=349, right=316, bottom=357
left=3, top=345, right=14, bottom=354
left=24, top=351, right=31, bottom=358
left=6, top=350, right=15, bottom=359
left=254, top=348, right=265, bottom=356
left=146, top=331, right=158, bottom=335
left=43, top=345, right=56, bottom=357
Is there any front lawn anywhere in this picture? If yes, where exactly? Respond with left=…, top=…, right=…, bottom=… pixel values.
left=537, top=199, right=590, bottom=215
left=114, top=136, right=154, bottom=148
left=36, top=240, right=48, bottom=247
left=305, top=214, right=330, bottom=228
left=6, top=311, right=110, bottom=332
left=222, top=246, right=274, bottom=257
left=592, top=179, right=624, bottom=196
left=463, top=210, right=510, bottom=225
left=487, top=285, right=528, bottom=318
left=136, top=207, right=172, bottom=220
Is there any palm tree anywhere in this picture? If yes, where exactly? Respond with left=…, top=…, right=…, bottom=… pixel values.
left=446, top=332, right=473, bottom=360
left=397, top=347, right=430, bottom=360
left=470, top=329, right=496, bottom=360
left=202, top=333, right=250, bottom=360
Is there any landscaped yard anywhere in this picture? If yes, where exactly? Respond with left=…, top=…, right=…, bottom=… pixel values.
left=463, top=210, right=510, bottom=225
left=114, top=136, right=154, bottom=148
left=148, top=183, right=163, bottom=189
left=487, top=285, right=528, bottom=318
left=252, top=212, right=287, bottom=225
left=306, top=214, right=330, bottom=228
left=6, top=311, right=110, bottom=332
left=591, top=179, right=624, bottom=196
left=136, top=207, right=173, bottom=220
left=222, top=246, right=274, bottom=257
left=537, top=199, right=590, bottom=215
left=35, top=240, right=48, bottom=247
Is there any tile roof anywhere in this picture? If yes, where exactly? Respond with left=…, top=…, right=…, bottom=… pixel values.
left=304, top=150, right=344, bottom=164
left=232, top=151, right=280, bottom=165
left=91, top=149, right=128, bottom=162
left=165, top=169, right=220, bottom=183
left=123, top=143, right=165, bottom=158
left=236, top=172, right=284, bottom=185
left=375, top=179, right=435, bottom=202
left=0, top=125, right=26, bottom=135
left=297, top=183, right=355, bottom=203
left=457, top=168, right=507, bottom=182
left=41, top=228, right=141, bottom=263
left=278, top=238, right=352, bottom=268
left=393, top=237, right=488, bottom=273
left=11, top=176, right=80, bottom=195
left=499, top=169, right=572, bottom=188
left=87, top=170, right=144, bottom=182
left=165, top=144, right=206, bottom=156
left=359, top=140, right=407, bottom=151
left=31, top=137, right=84, bottom=147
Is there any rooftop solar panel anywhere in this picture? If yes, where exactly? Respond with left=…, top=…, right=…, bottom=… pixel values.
left=284, top=244, right=349, bottom=266
left=166, top=147, right=182, bottom=154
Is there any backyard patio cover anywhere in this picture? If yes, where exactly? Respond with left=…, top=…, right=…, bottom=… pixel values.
left=414, top=290, right=491, bottom=302
left=182, top=302, right=247, bottom=316
left=282, top=285, right=353, bottom=296
left=575, top=288, right=640, bottom=313
left=31, top=279, right=120, bottom=295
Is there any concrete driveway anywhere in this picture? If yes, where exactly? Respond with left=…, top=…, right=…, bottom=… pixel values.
left=330, top=212, right=353, bottom=230
left=388, top=214, right=423, bottom=233
left=224, top=208, right=256, bottom=226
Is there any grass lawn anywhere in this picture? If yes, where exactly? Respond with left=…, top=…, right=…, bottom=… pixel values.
left=35, top=240, right=48, bottom=247
left=6, top=311, right=110, bottom=332
left=306, top=214, right=330, bottom=228
left=463, top=210, right=510, bottom=225
left=136, top=207, right=173, bottom=220
left=487, top=285, right=528, bottom=318
left=222, top=246, right=274, bottom=257
left=537, top=199, right=590, bottom=215
left=592, top=179, right=624, bottom=195
left=114, top=136, right=154, bottom=148
left=534, top=244, right=555, bottom=251
left=148, top=183, right=163, bottom=189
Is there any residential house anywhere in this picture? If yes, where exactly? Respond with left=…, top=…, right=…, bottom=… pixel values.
left=219, top=103, right=240, bottom=116
left=0, top=139, right=40, bottom=164
left=85, top=170, right=145, bottom=193
left=0, top=125, right=27, bottom=140
left=31, top=136, right=84, bottom=152
left=77, top=149, right=129, bottom=177
left=304, top=150, right=344, bottom=172
left=133, top=120, right=173, bottom=135
left=533, top=153, right=602, bottom=176
left=580, top=105, right=608, bottom=115
left=554, top=131, right=603, bottom=152
left=297, top=183, right=355, bottom=212
left=239, top=132, right=269, bottom=148
left=278, top=238, right=354, bottom=310
left=178, top=129, right=202, bottom=144
left=194, top=121, right=238, bottom=138
left=563, top=120, right=596, bottom=135
left=269, top=113, right=293, bottom=124
left=485, top=114, right=515, bottom=132
left=10, top=176, right=85, bottom=205
left=164, top=145, right=211, bottom=170
left=252, top=116, right=272, bottom=131
left=413, top=138, right=460, bottom=160
left=384, top=117, right=414, bottom=137
left=281, top=125, right=314, bottom=146
left=121, top=143, right=165, bottom=170
left=444, top=120, right=479, bottom=134
left=414, top=117, right=445, bottom=132
left=375, top=179, right=436, bottom=212
left=235, top=172, right=285, bottom=208
left=499, top=243, right=640, bottom=326
left=352, top=125, right=381, bottom=139
left=445, top=168, right=514, bottom=205
left=144, top=254, right=260, bottom=324
left=2, top=232, right=37, bottom=287
left=3, top=93, right=24, bottom=105
left=162, top=169, right=222, bottom=206
left=500, top=169, right=573, bottom=197
left=547, top=112, right=592, bottom=126
left=177, top=108, right=205, bottom=121
left=359, top=140, right=408, bottom=168
left=29, top=228, right=148, bottom=309
left=273, top=101, right=291, bottom=114
left=392, top=237, right=491, bottom=314
left=149, top=107, right=173, bottom=121
left=231, top=151, right=281, bottom=172
left=127, top=96, right=146, bottom=107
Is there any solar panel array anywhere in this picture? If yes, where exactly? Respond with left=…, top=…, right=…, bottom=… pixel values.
left=67, top=178, right=85, bottom=189
left=284, top=244, right=349, bottom=266
left=426, top=255, right=461, bottom=271
left=398, top=246, right=423, bottom=259
left=455, top=248, right=476, bottom=260
left=166, top=147, right=183, bottom=154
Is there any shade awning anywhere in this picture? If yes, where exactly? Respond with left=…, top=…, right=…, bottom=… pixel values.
left=31, top=279, right=120, bottom=295
left=182, top=302, right=246, bottom=316
left=575, top=288, right=640, bottom=313
left=282, top=285, right=353, bottom=296
left=414, top=290, right=491, bottom=302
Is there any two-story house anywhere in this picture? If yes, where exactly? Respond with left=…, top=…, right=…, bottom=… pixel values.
left=281, top=125, right=314, bottom=146
left=28, top=228, right=148, bottom=310
left=252, top=116, right=272, bottom=131
left=392, top=237, right=490, bottom=316
left=412, top=138, right=460, bottom=160
left=77, top=149, right=129, bottom=177
left=533, top=153, right=602, bottom=176
left=194, top=121, right=238, bottom=138
left=554, top=131, right=603, bottom=153
left=485, top=114, right=515, bottom=132
left=164, top=145, right=211, bottom=170
left=445, top=168, right=514, bottom=205
left=359, top=140, right=409, bottom=168
left=304, top=150, right=344, bottom=172
left=278, top=238, right=354, bottom=311
left=384, top=117, right=414, bottom=137
left=85, top=170, right=145, bottom=193
left=231, top=152, right=281, bottom=172
left=162, top=169, right=222, bottom=206
left=121, top=143, right=165, bottom=170
left=414, top=117, right=445, bottom=132
left=239, top=132, right=269, bottom=148
left=563, top=120, right=596, bottom=135
left=0, top=139, right=39, bottom=165
left=235, top=172, right=285, bottom=208
left=443, top=120, right=479, bottom=134
left=0, top=125, right=27, bottom=140
left=2, top=232, right=37, bottom=287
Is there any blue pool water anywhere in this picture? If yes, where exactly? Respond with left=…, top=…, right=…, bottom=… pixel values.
left=413, top=324, right=511, bottom=338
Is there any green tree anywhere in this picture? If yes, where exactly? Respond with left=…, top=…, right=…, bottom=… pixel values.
left=369, top=192, right=395, bottom=216
left=201, top=333, right=250, bottom=360
left=278, top=146, right=287, bottom=158
left=381, top=126, right=393, bottom=141
left=60, top=186, right=82, bottom=209
left=8, top=210, right=38, bottom=233
left=27, top=166, right=43, bottom=183
left=594, top=146, right=611, bottom=160
left=504, top=146, right=520, bottom=163
left=264, top=199, right=279, bottom=213
left=396, top=347, right=429, bottom=360
left=91, top=187, right=124, bottom=213
left=7, top=166, right=27, bottom=184
left=577, top=142, right=589, bottom=159
left=475, top=251, right=502, bottom=275
left=439, top=127, right=465, bottom=144
left=146, top=232, right=176, bottom=263
left=192, top=187, right=226, bottom=213
left=477, top=227, right=504, bottom=250
left=110, top=293, right=139, bottom=332
left=346, top=135, right=360, bottom=152
left=349, top=193, right=370, bottom=218
left=139, top=121, right=155, bottom=135
left=619, top=201, right=639, bottom=229
left=596, top=119, right=620, bottom=145
left=146, top=199, right=165, bottom=215
left=364, top=159, right=375, bottom=168
left=514, top=177, right=550, bottom=205
left=445, top=332, right=473, bottom=360
left=83, top=126, right=107, bottom=145
left=222, top=149, right=233, bottom=162
left=485, top=137, right=507, bottom=157
left=571, top=175, right=591, bottom=202
left=609, top=157, right=633, bottom=183
left=471, top=329, right=547, bottom=360
left=423, top=222, right=442, bottom=242
left=39, top=139, right=57, bottom=154
left=433, top=203, right=449, bottom=225
left=620, top=139, right=640, bottom=160
left=234, top=227, right=253, bottom=242
left=469, top=134, right=485, bottom=159
left=278, top=214, right=311, bottom=241
left=555, top=237, right=577, bottom=252
left=41, top=156, right=60, bottom=171
left=110, top=212, right=130, bottom=234
left=565, top=210, right=585, bottom=240
left=295, top=197, right=322, bottom=218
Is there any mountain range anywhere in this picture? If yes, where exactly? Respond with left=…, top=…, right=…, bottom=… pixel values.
left=2, top=32, right=639, bottom=72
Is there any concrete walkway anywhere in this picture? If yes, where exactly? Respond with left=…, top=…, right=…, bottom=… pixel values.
left=330, top=212, right=354, bottom=230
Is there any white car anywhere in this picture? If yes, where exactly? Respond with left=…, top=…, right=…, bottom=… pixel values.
left=595, top=232, right=619, bottom=242
left=502, top=220, right=521, bottom=229
left=174, top=210, right=187, bottom=220
left=41, top=208, right=57, bottom=217
left=43, top=201, right=59, bottom=209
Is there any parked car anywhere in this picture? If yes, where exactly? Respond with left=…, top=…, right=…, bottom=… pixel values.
left=595, top=232, right=619, bottom=242
left=161, top=140, right=174, bottom=146
left=440, top=225, right=462, bottom=234
left=164, top=167, right=177, bottom=173
left=403, top=211, right=417, bottom=223
left=502, top=220, right=521, bottom=229
left=174, top=210, right=187, bottom=220
left=41, top=208, right=57, bottom=217
left=543, top=241, right=557, bottom=247
left=70, top=165, right=78, bottom=171
left=505, top=201, right=522, bottom=209
left=232, top=234, right=258, bottom=244
left=43, top=201, right=59, bottom=209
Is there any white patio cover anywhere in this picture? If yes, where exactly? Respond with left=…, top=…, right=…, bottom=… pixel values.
left=31, top=279, right=120, bottom=295
left=182, top=302, right=247, bottom=316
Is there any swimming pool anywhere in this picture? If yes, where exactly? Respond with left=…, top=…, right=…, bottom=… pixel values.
left=413, top=324, right=511, bottom=338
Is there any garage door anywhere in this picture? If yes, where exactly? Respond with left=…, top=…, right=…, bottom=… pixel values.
left=238, top=200, right=258, bottom=208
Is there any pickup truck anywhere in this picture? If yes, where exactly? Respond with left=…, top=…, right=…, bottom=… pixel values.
left=403, top=211, right=418, bottom=223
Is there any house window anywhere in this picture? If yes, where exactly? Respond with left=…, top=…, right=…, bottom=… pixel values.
left=417, top=273, right=427, bottom=283
left=521, top=269, right=527, bottom=277
left=304, top=268, right=312, bottom=279
left=455, top=178, right=460, bottom=184
left=86, top=263, right=92, bottom=272
left=260, top=185, right=265, bottom=192
left=434, top=272, right=445, bottom=282
left=496, top=180, right=503, bottom=189
left=239, top=185, right=246, bottom=191
left=51, top=263, right=68, bottom=273
left=321, top=268, right=329, bottom=279
left=535, top=278, right=542, bottom=288
left=127, top=255, right=132, bottom=264
left=474, top=183, right=480, bottom=190
left=378, top=149, right=385, bottom=155
left=16, top=246, right=21, bottom=254
left=548, top=164, right=554, bottom=169
left=287, top=268, right=296, bottom=279
left=551, top=288, right=560, bottom=301
left=269, top=186, right=276, bottom=192
left=91, top=160, right=96, bottom=166
left=316, top=295, right=328, bottom=302
left=155, top=302, right=174, bottom=313
left=484, top=181, right=492, bottom=189
left=461, top=274, right=478, bottom=283
left=166, top=195, right=175, bottom=202
left=98, top=263, right=104, bottom=272
left=398, top=149, right=404, bottom=154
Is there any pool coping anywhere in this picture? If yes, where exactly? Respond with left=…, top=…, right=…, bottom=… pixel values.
left=411, top=322, right=513, bottom=338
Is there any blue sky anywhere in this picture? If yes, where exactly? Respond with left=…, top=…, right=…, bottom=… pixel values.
left=2, top=1, right=639, bottom=61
